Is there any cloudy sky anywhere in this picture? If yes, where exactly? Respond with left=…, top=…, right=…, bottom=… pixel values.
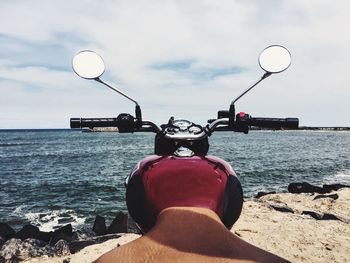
left=0, top=0, right=349, bottom=128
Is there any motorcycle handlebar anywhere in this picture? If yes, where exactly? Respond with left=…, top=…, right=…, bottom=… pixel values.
left=70, top=115, right=299, bottom=138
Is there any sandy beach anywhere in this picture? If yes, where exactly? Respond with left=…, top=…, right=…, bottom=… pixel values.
left=21, top=188, right=350, bottom=263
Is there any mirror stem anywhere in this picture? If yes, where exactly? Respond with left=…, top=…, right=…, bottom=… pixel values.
left=95, top=78, right=140, bottom=106
left=231, top=72, right=272, bottom=105
left=94, top=77, right=142, bottom=128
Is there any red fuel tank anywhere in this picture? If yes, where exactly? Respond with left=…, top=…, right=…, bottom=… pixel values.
left=126, top=154, right=241, bottom=232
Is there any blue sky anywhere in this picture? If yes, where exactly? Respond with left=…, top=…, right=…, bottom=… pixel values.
left=0, top=1, right=349, bottom=128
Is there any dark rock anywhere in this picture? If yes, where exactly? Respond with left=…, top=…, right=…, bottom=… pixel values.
left=0, top=256, right=5, bottom=263
left=288, top=182, right=350, bottom=194
left=15, top=224, right=40, bottom=241
left=50, top=232, right=72, bottom=246
left=302, top=211, right=323, bottom=220
left=313, top=193, right=339, bottom=201
left=63, top=257, right=71, bottom=263
left=0, top=236, right=5, bottom=248
left=53, top=240, right=70, bottom=256
left=55, top=224, right=73, bottom=236
left=288, top=182, right=326, bottom=194
left=325, top=246, right=332, bottom=251
left=323, top=184, right=350, bottom=192
left=270, top=203, right=294, bottom=213
left=0, top=223, right=16, bottom=240
left=107, top=212, right=128, bottom=234
left=93, top=215, right=107, bottom=236
left=36, top=230, right=53, bottom=243
left=49, top=224, right=73, bottom=245
left=255, top=191, right=276, bottom=198
left=302, top=211, right=342, bottom=221
left=322, top=213, right=342, bottom=221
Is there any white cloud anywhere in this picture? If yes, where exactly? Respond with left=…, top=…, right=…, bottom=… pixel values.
left=0, top=0, right=349, bottom=128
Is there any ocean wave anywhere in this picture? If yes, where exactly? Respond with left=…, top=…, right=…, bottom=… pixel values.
left=12, top=205, right=26, bottom=215
left=24, top=209, right=86, bottom=232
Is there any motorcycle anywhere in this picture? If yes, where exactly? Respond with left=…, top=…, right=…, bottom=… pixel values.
left=70, top=45, right=298, bottom=232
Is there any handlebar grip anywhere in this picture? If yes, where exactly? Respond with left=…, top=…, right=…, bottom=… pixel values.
left=70, top=114, right=136, bottom=132
left=249, top=117, right=299, bottom=129
left=70, top=118, right=120, bottom=128
left=234, top=113, right=299, bottom=133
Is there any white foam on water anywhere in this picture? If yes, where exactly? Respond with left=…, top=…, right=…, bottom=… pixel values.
left=335, top=170, right=350, bottom=178
left=24, top=209, right=86, bottom=232
left=12, top=205, right=26, bottom=215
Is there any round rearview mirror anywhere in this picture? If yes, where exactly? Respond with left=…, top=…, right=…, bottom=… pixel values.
left=259, top=45, right=291, bottom=73
left=72, top=50, right=105, bottom=79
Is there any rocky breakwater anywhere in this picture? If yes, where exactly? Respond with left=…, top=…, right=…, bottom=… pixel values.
left=0, top=211, right=134, bottom=262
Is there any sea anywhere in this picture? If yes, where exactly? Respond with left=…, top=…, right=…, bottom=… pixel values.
left=0, top=130, right=349, bottom=231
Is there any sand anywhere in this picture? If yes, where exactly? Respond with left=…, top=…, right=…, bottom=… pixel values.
left=24, top=188, right=350, bottom=263
left=233, top=188, right=350, bottom=262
